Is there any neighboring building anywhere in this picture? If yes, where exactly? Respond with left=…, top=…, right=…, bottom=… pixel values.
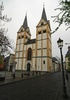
left=52, top=57, right=60, bottom=72
left=4, top=56, right=10, bottom=70
left=65, top=46, right=70, bottom=70
left=4, top=54, right=15, bottom=71
left=15, top=6, right=52, bottom=72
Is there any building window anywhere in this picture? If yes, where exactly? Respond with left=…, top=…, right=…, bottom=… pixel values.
left=18, top=36, right=20, bottom=39
left=43, top=30, right=46, bottom=33
left=27, top=48, right=32, bottom=60
left=38, top=31, right=41, bottom=34
left=43, top=60, right=45, bottom=64
left=41, top=22, right=44, bottom=25
left=22, top=36, right=24, bottom=38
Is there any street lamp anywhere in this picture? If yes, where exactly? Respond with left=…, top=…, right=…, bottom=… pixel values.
left=57, top=38, right=68, bottom=98
left=0, top=44, right=2, bottom=55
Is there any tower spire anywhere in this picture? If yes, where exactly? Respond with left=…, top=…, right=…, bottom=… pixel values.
left=41, top=5, right=47, bottom=22
left=23, top=13, right=28, bottom=29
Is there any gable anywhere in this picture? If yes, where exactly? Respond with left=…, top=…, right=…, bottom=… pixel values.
left=37, top=19, right=47, bottom=27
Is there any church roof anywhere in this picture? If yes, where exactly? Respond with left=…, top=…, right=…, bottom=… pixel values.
left=25, top=39, right=36, bottom=45
left=41, top=6, right=47, bottom=22
left=65, top=50, right=70, bottom=57
left=22, top=14, right=28, bottom=29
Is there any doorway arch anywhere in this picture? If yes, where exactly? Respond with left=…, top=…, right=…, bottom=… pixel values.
left=27, top=63, right=31, bottom=71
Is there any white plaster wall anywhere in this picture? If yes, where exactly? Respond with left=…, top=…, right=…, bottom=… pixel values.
left=33, top=51, right=35, bottom=57
left=42, top=58, right=47, bottom=71
left=19, top=52, right=22, bottom=57
left=42, top=40, right=47, bottom=48
left=24, top=45, right=26, bottom=50
left=22, top=32, right=24, bottom=35
left=16, top=52, right=19, bottom=58
left=27, top=44, right=32, bottom=49
left=43, top=49, right=47, bottom=56
left=33, top=44, right=36, bottom=49
left=37, top=58, right=41, bottom=71
left=38, top=27, right=41, bottom=31
left=18, top=59, right=22, bottom=69
left=23, top=58, right=26, bottom=70
left=24, top=50, right=26, bottom=57
left=16, top=45, right=20, bottom=51
left=38, top=34, right=41, bottom=40
left=37, top=50, right=41, bottom=56
left=42, top=33, right=47, bottom=39
left=21, top=38, right=24, bottom=43
left=32, top=58, right=35, bottom=70
left=43, top=26, right=46, bottom=29
left=25, top=39, right=27, bottom=43
left=17, top=39, right=20, bottom=44
left=20, top=44, right=23, bottom=51
left=38, top=41, right=41, bottom=48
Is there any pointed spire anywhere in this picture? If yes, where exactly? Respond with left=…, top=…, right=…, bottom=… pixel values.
left=41, top=5, right=47, bottom=22
left=23, top=13, right=28, bottom=29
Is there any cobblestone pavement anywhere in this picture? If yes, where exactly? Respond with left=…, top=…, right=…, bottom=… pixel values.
left=0, top=72, right=70, bottom=100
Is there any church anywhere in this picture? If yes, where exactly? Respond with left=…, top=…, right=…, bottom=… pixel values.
left=15, top=6, right=52, bottom=72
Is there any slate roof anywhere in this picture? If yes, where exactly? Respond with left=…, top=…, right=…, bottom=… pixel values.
left=22, top=14, right=28, bottom=29
left=52, top=57, right=58, bottom=63
left=25, top=39, right=36, bottom=45
left=41, top=7, right=47, bottom=22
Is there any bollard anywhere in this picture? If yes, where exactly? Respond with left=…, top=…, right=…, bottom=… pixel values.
left=13, top=74, right=15, bottom=79
left=32, top=72, right=34, bottom=76
left=21, top=73, right=23, bottom=77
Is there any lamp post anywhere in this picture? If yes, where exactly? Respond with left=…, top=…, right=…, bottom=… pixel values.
left=0, top=44, right=1, bottom=55
left=57, top=38, right=68, bottom=98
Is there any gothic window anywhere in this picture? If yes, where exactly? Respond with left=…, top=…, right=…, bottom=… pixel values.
left=27, top=48, right=32, bottom=60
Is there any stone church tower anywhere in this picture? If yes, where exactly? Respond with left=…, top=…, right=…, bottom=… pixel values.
left=15, top=6, right=52, bottom=72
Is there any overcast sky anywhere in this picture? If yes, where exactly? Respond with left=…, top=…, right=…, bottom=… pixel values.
left=0, top=0, right=70, bottom=60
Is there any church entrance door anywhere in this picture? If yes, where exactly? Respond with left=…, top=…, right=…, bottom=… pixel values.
left=27, top=63, right=30, bottom=71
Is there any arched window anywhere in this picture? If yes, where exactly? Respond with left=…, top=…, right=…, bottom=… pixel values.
left=43, top=30, right=46, bottom=33
left=27, top=48, right=32, bottom=60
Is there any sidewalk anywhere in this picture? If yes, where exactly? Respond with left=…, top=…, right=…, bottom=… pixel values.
left=0, top=71, right=42, bottom=85
left=0, top=75, right=34, bottom=86
left=57, top=73, right=70, bottom=100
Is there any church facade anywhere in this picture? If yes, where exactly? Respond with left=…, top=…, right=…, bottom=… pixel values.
left=15, top=7, right=52, bottom=72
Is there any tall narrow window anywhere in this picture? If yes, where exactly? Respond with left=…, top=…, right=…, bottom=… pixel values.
left=43, top=60, right=45, bottom=64
left=27, top=48, right=32, bottom=60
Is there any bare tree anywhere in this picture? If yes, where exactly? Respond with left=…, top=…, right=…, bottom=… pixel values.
left=0, top=2, right=13, bottom=56
left=52, top=0, right=70, bottom=33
